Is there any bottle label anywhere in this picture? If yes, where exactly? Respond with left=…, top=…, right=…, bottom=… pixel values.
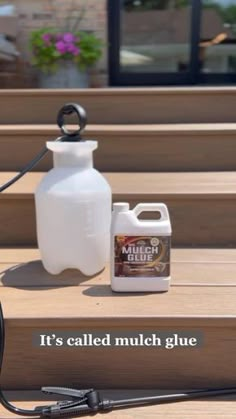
left=114, top=235, right=170, bottom=278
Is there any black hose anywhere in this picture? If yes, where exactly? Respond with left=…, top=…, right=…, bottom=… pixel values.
left=0, top=146, right=48, bottom=193
left=111, top=387, right=236, bottom=409
left=0, top=103, right=89, bottom=417
left=0, top=133, right=69, bottom=194
left=0, top=302, right=43, bottom=416
left=0, top=102, right=86, bottom=193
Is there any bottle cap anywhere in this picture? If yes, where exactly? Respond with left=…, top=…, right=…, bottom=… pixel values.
left=113, top=202, right=129, bottom=212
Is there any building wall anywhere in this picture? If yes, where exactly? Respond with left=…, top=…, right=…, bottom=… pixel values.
left=3, top=0, right=108, bottom=86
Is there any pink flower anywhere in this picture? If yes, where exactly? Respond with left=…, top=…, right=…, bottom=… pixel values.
left=56, top=41, right=67, bottom=54
left=42, top=33, right=51, bottom=44
left=66, top=44, right=80, bottom=55
left=56, top=33, right=63, bottom=41
left=72, top=47, right=80, bottom=56
left=63, top=32, right=75, bottom=43
left=66, top=43, right=74, bottom=52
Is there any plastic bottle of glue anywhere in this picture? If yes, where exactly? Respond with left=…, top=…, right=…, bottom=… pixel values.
left=111, top=202, right=172, bottom=292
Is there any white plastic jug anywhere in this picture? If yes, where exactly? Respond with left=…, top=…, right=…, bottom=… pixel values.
left=111, top=202, right=172, bottom=292
left=35, top=140, right=112, bottom=276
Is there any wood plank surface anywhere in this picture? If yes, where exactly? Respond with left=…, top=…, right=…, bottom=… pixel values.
left=1, top=199, right=236, bottom=246
left=2, top=324, right=236, bottom=389
left=2, top=171, right=236, bottom=197
left=2, top=283, right=236, bottom=320
left=0, top=87, right=236, bottom=124
left=1, top=172, right=236, bottom=246
left=1, top=248, right=236, bottom=324
left=2, top=124, right=236, bottom=172
left=1, top=249, right=236, bottom=389
left=3, top=122, right=236, bottom=133
left=1, top=248, right=236, bottom=287
left=1, top=391, right=236, bottom=418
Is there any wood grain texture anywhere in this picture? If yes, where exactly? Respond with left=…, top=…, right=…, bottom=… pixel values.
left=0, top=87, right=236, bottom=124
left=1, top=391, right=236, bottom=418
left=3, top=171, right=236, bottom=197
left=1, top=249, right=236, bottom=389
left=2, top=325, right=236, bottom=389
left=2, top=248, right=236, bottom=287
left=1, top=248, right=236, bottom=323
left=1, top=247, right=236, bottom=263
left=2, top=271, right=236, bottom=321
left=1, top=172, right=236, bottom=246
left=2, top=124, right=236, bottom=172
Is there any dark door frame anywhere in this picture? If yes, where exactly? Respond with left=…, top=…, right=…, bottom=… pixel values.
left=108, top=0, right=236, bottom=86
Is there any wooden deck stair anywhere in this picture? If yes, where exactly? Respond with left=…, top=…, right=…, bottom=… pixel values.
left=0, top=87, right=236, bottom=124
left=1, top=123, right=236, bottom=172
left=1, top=171, right=236, bottom=246
left=1, top=87, right=236, bottom=418
left=1, top=248, right=236, bottom=391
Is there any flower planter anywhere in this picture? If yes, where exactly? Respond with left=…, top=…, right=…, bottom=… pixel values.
left=39, top=62, right=89, bottom=88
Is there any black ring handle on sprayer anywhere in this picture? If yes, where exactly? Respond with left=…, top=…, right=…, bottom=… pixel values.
left=0, top=103, right=88, bottom=193
left=57, top=103, right=87, bottom=138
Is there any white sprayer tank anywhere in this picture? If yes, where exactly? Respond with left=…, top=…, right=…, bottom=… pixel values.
left=35, top=140, right=111, bottom=276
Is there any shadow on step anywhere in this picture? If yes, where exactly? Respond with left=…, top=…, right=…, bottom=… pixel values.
left=82, top=285, right=159, bottom=297
left=0, top=261, right=161, bottom=297
left=0, top=260, right=99, bottom=290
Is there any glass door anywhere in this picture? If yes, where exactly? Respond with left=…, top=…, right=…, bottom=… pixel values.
left=199, top=0, right=236, bottom=83
left=109, top=0, right=201, bottom=86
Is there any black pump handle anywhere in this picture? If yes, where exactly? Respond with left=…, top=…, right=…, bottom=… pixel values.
left=57, top=103, right=87, bottom=137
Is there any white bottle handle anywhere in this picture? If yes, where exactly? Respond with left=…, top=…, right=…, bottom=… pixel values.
left=133, top=203, right=169, bottom=222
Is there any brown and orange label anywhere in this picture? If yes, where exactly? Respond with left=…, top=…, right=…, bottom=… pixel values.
left=114, top=236, right=170, bottom=278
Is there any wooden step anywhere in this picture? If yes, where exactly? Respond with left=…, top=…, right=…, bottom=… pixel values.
left=1, top=172, right=236, bottom=246
left=2, top=124, right=236, bottom=172
left=1, top=248, right=236, bottom=390
left=1, top=390, right=236, bottom=418
left=1, top=87, right=236, bottom=124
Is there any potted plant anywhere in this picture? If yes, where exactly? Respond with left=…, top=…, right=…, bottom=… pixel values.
left=29, top=5, right=102, bottom=88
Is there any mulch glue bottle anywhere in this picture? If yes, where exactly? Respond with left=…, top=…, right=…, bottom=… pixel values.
left=111, top=203, right=172, bottom=292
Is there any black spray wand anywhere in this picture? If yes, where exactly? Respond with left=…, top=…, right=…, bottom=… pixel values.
left=1, top=302, right=236, bottom=418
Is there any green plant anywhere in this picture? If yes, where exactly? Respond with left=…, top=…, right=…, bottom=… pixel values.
left=30, top=29, right=102, bottom=73
left=30, top=1, right=103, bottom=73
